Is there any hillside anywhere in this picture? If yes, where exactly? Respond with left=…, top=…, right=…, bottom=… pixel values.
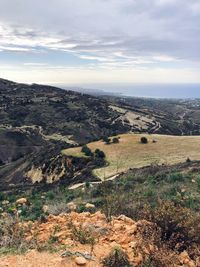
left=0, top=211, right=197, bottom=267
left=0, top=78, right=129, bottom=144
left=1, top=78, right=200, bottom=189
left=0, top=78, right=130, bottom=189
left=63, top=133, right=200, bottom=179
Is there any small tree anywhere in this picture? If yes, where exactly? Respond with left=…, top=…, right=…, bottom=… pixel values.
left=102, top=136, right=111, bottom=145
left=81, top=145, right=93, bottom=156
left=112, top=137, right=119, bottom=144
left=95, top=149, right=106, bottom=159
left=141, top=136, right=148, bottom=144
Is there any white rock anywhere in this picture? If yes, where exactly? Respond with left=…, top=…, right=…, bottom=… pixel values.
left=42, top=205, right=49, bottom=213
left=16, top=198, right=27, bottom=205
left=75, top=256, right=87, bottom=265
left=85, top=203, right=95, bottom=209
left=67, top=202, right=77, bottom=211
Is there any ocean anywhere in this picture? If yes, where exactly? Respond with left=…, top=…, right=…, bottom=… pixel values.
left=54, top=83, right=200, bottom=99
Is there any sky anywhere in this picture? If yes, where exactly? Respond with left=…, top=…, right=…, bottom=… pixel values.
left=0, top=0, right=200, bottom=88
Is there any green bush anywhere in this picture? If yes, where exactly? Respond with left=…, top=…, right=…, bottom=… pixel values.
left=141, top=137, right=148, bottom=144
left=102, top=136, right=111, bottom=144
left=81, top=145, right=93, bottom=156
left=0, top=192, right=5, bottom=201
left=102, top=247, right=131, bottom=267
left=112, top=137, right=119, bottom=144
left=197, top=177, right=200, bottom=191
left=167, top=172, right=183, bottom=183
left=95, top=148, right=105, bottom=159
left=46, top=191, right=55, bottom=200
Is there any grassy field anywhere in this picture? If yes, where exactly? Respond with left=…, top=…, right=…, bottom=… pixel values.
left=62, top=134, right=200, bottom=180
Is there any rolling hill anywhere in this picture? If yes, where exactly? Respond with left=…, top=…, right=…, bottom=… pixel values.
left=1, top=78, right=200, bottom=189
left=63, top=133, right=200, bottom=180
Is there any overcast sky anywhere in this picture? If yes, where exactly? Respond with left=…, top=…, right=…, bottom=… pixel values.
left=0, top=0, right=200, bottom=85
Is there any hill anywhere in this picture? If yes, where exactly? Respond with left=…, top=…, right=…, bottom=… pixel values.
left=63, top=133, right=200, bottom=180
left=0, top=78, right=130, bottom=189
left=2, top=78, right=200, bottom=189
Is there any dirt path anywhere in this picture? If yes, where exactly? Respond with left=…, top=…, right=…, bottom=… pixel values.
left=0, top=250, right=101, bottom=267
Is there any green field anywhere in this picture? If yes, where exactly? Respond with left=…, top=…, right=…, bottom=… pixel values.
left=62, top=134, right=200, bottom=180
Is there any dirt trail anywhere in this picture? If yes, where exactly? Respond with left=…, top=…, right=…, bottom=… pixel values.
left=0, top=250, right=94, bottom=267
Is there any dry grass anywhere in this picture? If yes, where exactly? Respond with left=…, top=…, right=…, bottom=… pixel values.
left=62, top=134, right=200, bottom=180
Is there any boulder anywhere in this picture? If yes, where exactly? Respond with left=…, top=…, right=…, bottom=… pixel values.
left=16, top=198, right=27, bottom=205
left=2, top=200, right=9, bottom=205
left=75, top=256, right=87, bottom=265
left=67, top=202, right=77, bottom=211
left=42, top=205, right=49, bottom=213
left=85, top=203, right=95, bottom=209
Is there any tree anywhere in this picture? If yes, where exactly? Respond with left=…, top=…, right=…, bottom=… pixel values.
left=102, top=136, right=111, bottom=145
left=141, top=136, right=148, bottom=144
left=81, top=145, right=93, bottom=156
left=95, top=148, right=105, bottom=159
left=112, top=137, right=119, bottom=144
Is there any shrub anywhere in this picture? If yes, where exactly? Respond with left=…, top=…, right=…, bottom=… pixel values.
left=69, top=222, right=97, bottom=253
left=102, top=247, right=131, bottom=267
left=102, top=136, right=111, bottom=144
left=28, top=200, right=44, bottom=220
left=0, top=214, right=33, bottom=254
left=140, top=201, right=200, bottom=252
left=197, top=177, right=200, bottom=191
left=46, top=191, right=55, bottom=200
left=112, top=137, right=119, bottom=144
left=167, top=172, right=183, bottom=183
left=70, top=223, right=96, bottom=245
left=186, top=157, right=191, bottom=163
left=85, top=181, right=90, bottom=189
left=98, top=182, right=126, bottom=222
left=0, top=192, right=5, bottom=201
left=141, top=137, right=148, bottom=144
left=81, top=145, right=93, bottom=156
left=95, top=148, right=106, bottom=159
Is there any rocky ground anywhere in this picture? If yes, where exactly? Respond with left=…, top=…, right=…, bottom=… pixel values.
left=0, top=211, right=197, bottom=266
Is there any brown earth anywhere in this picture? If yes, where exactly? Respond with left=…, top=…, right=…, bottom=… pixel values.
left=0, top=212, right=196, bottom=266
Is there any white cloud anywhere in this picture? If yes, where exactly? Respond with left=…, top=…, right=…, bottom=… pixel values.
left=0, top=0, right=199, bottom=84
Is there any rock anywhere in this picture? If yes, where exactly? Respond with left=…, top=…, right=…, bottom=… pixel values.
left=42, top=205, right=49, bottom=213
left=67, top=202, right=77, bottom=211
left=188, top=261, right=195, bottom=267
left=129, top=241, right=137, bottom=248
left=85, top=203, right=95, bottom=209
left=179, top=251, right=191, bottom=265
left=126, top=224, right=137, bottom=234
left=75, top=256, right=87, bottom=265
left=16, top=198, right=27, bottom=205
left=2, top=200, right=9, bottom=205
left=17, top=209, right=22, bottom=215
left=117, top=214, right=134, bottom=224
left=94, top=211, right=106, bottom=220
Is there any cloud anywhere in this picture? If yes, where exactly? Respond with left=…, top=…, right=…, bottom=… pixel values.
left=0, top=0, right=199, bottom=83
